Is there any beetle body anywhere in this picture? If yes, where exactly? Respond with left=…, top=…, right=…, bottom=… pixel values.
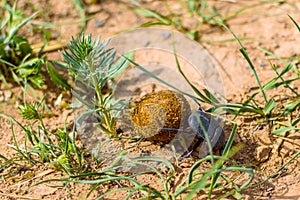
left=184, top=109, right=226, bottom=158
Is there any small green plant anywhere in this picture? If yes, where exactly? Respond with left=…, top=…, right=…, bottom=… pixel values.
left=0, top=99, right=86, bottom=176
left=33, top=138, right=253, bottom=200
left=215, top=23, right=300, bottom=135
left=0, top=1, right=71, bottom=92
left=130, top=0, right=285, bottom=43
left=63, top=34, right=132, bottom=137
left=0, top=1, right=44, bottom=88
left=130, top=0, right=226, bottom=41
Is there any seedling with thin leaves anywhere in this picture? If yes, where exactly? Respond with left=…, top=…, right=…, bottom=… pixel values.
left=63, top=34, right=132, bottom=138
left=0, top=99, right=86, bottom=176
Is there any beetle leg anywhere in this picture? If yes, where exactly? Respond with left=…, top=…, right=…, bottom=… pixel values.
left=180, top=137, right=203, bottom=159
left=198, top=141, right=210, bottom=158
left=210, top=126, right=223, bottom=147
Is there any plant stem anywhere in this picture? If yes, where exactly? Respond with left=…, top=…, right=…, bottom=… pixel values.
left=92, top=74, right=116, bottom=137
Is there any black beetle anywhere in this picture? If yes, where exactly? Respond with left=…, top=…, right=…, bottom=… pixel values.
left=182, top=108, right=226, bottom=158
left=160, top=107, right=226, bottom=159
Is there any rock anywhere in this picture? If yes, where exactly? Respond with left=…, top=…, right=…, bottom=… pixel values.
left=256, top=146, right=271, bottom=162
left=94, top=20, right=105, bottom=28
left=31, top=183, right=57, bottom=196
left=0, top=90, right=12, bottom=102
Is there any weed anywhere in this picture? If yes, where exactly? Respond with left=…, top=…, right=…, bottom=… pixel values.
left=0, top=1, right=70, bottom=92
left=217, top=22, right=300, bottom=139
left=0, top=1, right=42, bottom=87
left=130, top=0, right=226, bottom=41
left=33, top=140, right=253, bottom=199
left=129, top=0, right=276, bottom=42
left=63, top=33, right=132, bottom=137
left=72, top=0, right=88, bottom=32
left=0, top=99, right=86, bottom=175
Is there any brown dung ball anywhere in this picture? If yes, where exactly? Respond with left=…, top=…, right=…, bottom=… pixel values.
left=130, top=90, right=191, bottom=143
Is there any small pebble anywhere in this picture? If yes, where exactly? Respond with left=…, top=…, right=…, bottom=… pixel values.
left=256, top=146, right=271, bottom=162
left=258, top=59, right=266, bottom=67
left=179, top=162, right=192, bottom=168
left=143, top=41, right=150, bottom=47
left=161, top=32, right=171, bottom=39
left=94, top=20, right=105, bottom=28
left=69, top=131, right=78, bottom=140
left=0, top=90, right=12, bottom=102
left=260, top=63, right=266, bottom=67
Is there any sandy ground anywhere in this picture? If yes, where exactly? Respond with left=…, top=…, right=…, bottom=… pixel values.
left=0, top=0, right=300, bottom=199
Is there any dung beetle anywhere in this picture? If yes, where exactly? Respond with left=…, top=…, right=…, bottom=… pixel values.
left=182, top=107, right=226, bottom=158
left=160, top=106, right=226, bottom=159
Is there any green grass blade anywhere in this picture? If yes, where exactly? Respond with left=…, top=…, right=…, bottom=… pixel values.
left=203, top=88, right=220, bottom=104
left=264, top=77, right=300, bottom=91
left=222, top=24, right=267, bottom=104
left=124, top=55, right=201, bottom=101
left=292, top=117, right=300, bottom=126
left=214, top=103, right=265, bottom=116
left=257, top=49, right=299, bottom=95
left=258, top=47, right=288, bottom=64
left=140, top=21, right=170, bottom=27
left=288, top=15, right=300, bottom=32
left=273, top=126, right=300, bottom=135
left=242, top=92, right=259, bottom=106
left=173, top=47, right=216, bottom=105
left=134, top=8, right=172, bottom=25
left=277, top=63, right=293, bottom=76
left=222, top=167, right=254, bottom=189
left=263, top=98, right=276, bottom=115
left=0, top=58, right=17, bottom=67
left=4, top=12, right=38, bottom=44
left=222, top=123, right=238, bottom=157
left=72, top=0, right=87, bottom=32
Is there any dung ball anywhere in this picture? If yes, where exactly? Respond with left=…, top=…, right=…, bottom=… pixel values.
left=130, top=90, right=191, bottom=143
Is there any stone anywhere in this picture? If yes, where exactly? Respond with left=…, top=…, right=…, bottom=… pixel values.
left=256, top=146, right=272, bottom=162
left=0, top=90, right=12, bottom=102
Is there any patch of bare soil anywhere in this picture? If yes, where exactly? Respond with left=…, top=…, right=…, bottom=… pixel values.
left=1, top=0, right=300, bottom=199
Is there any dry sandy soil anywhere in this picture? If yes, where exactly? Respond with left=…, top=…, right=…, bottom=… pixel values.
left=0, top=0, right=300, bottom=199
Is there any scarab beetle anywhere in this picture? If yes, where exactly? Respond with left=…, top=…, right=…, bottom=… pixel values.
left=182, top=107, right=226, bottom=158
left=162, top=107, right=226, bottom=158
